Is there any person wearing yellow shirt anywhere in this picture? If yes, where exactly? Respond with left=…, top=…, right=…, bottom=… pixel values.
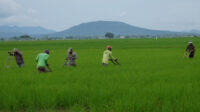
left=102, top=45, right=118, bottom=66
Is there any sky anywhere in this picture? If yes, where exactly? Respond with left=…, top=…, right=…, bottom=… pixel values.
left=0, top=0, right=200, bottom=31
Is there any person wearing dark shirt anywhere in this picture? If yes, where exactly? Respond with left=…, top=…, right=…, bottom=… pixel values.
left=8, top=48, right=24, bottom=67
left=185, top=42, right=195, bottom=58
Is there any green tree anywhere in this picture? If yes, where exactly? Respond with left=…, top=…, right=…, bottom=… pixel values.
left=105, top=32, right=114, bottom=39
left=66, top=36, right=74, bottom=39
left=0, top=38, right=4, bottom=41
left=19, top=35, right=32, bottom=40
left=12, top=36, right=20, bottom=40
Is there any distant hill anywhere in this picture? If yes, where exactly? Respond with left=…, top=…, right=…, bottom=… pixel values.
left=49, top=21, right=191, bottom=38
left=0, top=26, right=55, bottom=38
left=189, top=30, right=200, bottom=34
left=1, top=21, right=196, bottom=38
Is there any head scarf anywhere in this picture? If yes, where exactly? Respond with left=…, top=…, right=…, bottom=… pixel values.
left=68, top=48, right=73, bottom=53
left=13, top=48, right=18, bottom=52
left=44, top=49, right=50, bottom=54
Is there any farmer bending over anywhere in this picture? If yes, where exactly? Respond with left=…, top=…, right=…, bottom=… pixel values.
left=36, top=50, right=52, bottom=73
left=102, top=45, right=118, bottom=66
left=185, top=41, right=195, bottom=58
left=64, top=48, right=77, bottom=67
left=8, top=48, right=24, bottom=67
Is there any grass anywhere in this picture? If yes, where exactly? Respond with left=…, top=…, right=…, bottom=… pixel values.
left=0, top=38, right=200, bottom=112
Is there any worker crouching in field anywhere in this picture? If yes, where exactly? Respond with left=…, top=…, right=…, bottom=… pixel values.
left=63, top=48, right=78, bottom=67
left=102, top=45, right=119, bottom=66
left=185, top=42, right=195, bottom=58
left=36, top=50, right=52, bottom=73
left=8, top=48, right=24, bottom=67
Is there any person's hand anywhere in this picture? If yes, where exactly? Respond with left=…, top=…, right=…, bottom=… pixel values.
left=69, top=55, right=74, bottom=60
left=8, top=51, right=13, bottom=56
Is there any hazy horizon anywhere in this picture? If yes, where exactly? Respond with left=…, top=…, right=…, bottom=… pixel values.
left=0, top=0, right=199, bottom=32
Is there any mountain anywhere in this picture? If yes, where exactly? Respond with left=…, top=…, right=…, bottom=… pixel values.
left=189, top=30, right=200, bottom=34
left=1, top=21, right=195, bottom=38
left=0, top=26, right=55, bottom=38
left=49, top=21, right=190, bottom=38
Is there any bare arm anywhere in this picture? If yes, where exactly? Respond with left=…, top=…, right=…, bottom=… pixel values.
left=36, top=55, right=39, bottom=62
left=72, top=53, right=77, bottom=60
left=110, top=52, right=117, bottom=61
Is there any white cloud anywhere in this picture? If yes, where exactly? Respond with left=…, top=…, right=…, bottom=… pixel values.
left=0, top=0, right=200, bottom=31
left=0, top=0, right=38, bottom=26
left=118, top=11, right=128, bottom=19
left=0, top=0, right=22, bottom=18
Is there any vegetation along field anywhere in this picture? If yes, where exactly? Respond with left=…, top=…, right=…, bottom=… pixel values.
left=0, top=38, right=200, bottom=112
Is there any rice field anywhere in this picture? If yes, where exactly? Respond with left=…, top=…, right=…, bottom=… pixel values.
left=0, top=38, right=200, bottom=112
